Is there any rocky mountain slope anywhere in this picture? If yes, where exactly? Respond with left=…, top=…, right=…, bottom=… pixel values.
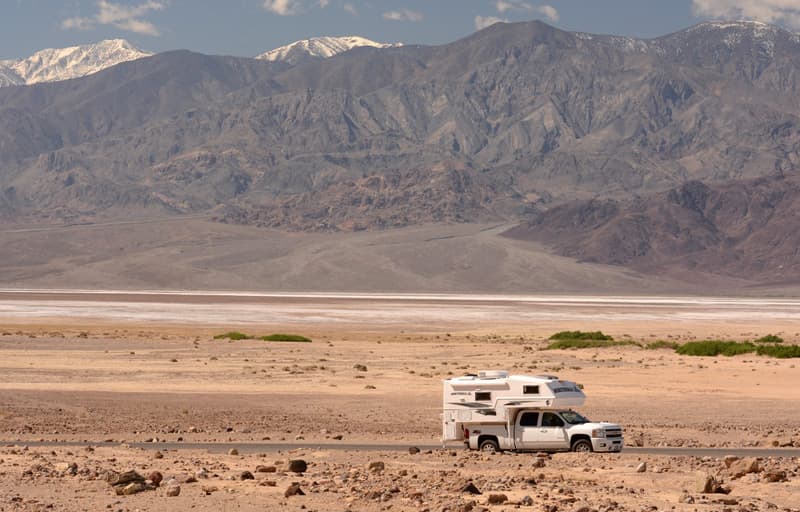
left=504, top=172, right=800, bottom=283
left=0, top=39, right=151, bottom=87
left=256, top=36, right=400, bottom=65
left=1, top=21, right=800, bottom=284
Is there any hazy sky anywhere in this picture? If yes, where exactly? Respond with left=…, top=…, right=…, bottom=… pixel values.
left=3, top=0, right=800, bottom=59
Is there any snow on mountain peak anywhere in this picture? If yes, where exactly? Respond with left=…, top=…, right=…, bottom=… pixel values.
left=256, top=36, right=401, bottom=65
left=1, top=39, right=152, bottom=87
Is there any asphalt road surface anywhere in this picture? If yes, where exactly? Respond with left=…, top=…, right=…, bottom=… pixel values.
left=2, top=441, right=798, bottom=458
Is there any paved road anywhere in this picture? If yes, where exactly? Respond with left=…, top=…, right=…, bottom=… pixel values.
left=2, top=441, right=798, bottom=457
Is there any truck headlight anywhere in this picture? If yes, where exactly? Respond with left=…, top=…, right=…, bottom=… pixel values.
left=591, top=429, right=605, bottom=438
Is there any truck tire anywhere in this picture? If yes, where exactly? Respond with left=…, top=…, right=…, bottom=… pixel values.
left=571, top=438, right=593, bottom=452
left=478, top=438, right=500, bottom=453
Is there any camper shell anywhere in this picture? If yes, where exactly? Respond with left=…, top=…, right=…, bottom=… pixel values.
left=442, top=371, right=623, bottom=453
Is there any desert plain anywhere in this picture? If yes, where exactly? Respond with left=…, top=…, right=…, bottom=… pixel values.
left=0, top=291, right=798, bottom=512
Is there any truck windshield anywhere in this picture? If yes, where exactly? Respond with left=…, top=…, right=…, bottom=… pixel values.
left=560, top=411, right=590, bottom=424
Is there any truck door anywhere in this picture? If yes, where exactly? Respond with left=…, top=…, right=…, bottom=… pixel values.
left=538, top=412, right=570, bottom=449
left=513, top=411, right=540, bottom=449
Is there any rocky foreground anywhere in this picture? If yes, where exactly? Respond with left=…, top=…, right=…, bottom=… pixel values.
left=1, top=443, right=798, bottom=511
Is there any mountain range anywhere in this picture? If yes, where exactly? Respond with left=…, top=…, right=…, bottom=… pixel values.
left=1, top=20, right=800, bottom=288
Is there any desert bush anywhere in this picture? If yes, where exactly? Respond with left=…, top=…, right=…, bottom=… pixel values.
left=754, top=334, right=784, bottom=344
left=675, top=340, right=756, bottom=357
left=756, top=344, right=800, bottom=358
left=644, top=340, right=680, bottom=350
left=261, top=334, right=312, bottom=343
left=545, top=339, right=639, bottom=350
left=213, top=331, right=252, bottom=340
left=548, top=331, right=614, bottom=341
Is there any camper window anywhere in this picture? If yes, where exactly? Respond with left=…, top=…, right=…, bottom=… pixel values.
left=541, top=412, right=565, bottom=427
left=519, top=412, right=539, bottom=427
left=523, top=385, right=540, bottom=394
left=475, top=391, right=491, bottom=401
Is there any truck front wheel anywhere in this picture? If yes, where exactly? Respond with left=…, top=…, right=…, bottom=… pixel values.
left=478, top=438, right=500, bottom=453
left=571, top=438, right=593, bottom=452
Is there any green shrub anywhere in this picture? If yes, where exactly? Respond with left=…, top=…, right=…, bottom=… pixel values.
left=260, top=334, right=312, bottom=343
left=548, top=331, right=614, bottom=341
left=645, top=340, right=680, bottom=350
left=545, top=339, right=639, bottom=350
left=675, top=340, right=756, bottom=357
left=756, top=344, right=800, bottom=358
left=213, top=331, right=252, bottom=340
left=754, top=334, right=784, bottom=344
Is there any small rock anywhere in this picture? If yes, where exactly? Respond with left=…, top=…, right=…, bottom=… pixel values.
left=256, top=465, right=276, bottom=473
left=763, top=470, right=788, bottom=483
left=285, top=483, right=305, bottom=497
left=364, top=385, right=376, bottom=389
left=239, top=471, right=254, bottom=480
left=166, top=485, right=181, bottom=497
left=107, top=470, right=145, bottom=487
left=148, top=471, right=163, bottom=487
left=201, top=485, right=218, bottom=495
left=487, top=494, right=508, bottom=505
left=680, top=494, right=695, bottom=504
left=408, top=446, right=420, bottom=455
left=636, top=462, right=647, bottom=473
left=117, top=482, right=147, bottom=496
left=288, top=459, right=307, bottom=473
left=461, top=482, right=482, bottom=495
left=368, top=461, right=385, bottom=472
left=153, top=451, right=164, bottom=459
left=520, top=495, right=534, bottom=506
left=228, top=448, right=239, bottom=456
left=353, top=364, right=368, bottom=371
left=728, top=457, right=760, bottom=478
left=332, top=434, right=343, bottom=440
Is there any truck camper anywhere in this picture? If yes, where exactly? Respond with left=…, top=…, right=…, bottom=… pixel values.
left=442, top=371, right=623, bottom=453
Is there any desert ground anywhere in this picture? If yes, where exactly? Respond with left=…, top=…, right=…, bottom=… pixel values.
left=0, top=291, right=799, bottom=511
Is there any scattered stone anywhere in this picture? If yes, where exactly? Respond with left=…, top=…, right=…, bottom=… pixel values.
left=166, top=485, right=181, bottom=497
left=239, top=470, right=254, bottom=480
left=332, top=434, right=343, bottom=440
left=285, top=483, right=305, bottom=497
left=408, top=446, right=420, bottom=454
left=636, top=462, right=647, bottom=473
left=723, top=455, right=740, bottom=468
left=695, top=473, right=730, bottom=494
left=148, top=471, right=163, bottom=487
left=680, top=494, right=695, bottom=504
left=288, top=459, right=308, bottom=473
left=368, top=461, right=385, bottom=472
left=487, top=494, right=508, bottom=505
left=461, top=482, right=482, bottom=495
left=520, top=495, right=534, bottom=506
left=364, top=385, right=376, bottom=389
left=107, top=470, right=145, bottom=487
left=117, top=482, right=147, bottom=496
left=228, top=448, right=239, bottom=456
left=153, top=451, right=164, bottom=459
left=201, top=485, right=218, bottom=495
left=763, top=470, right=788, bottom=483
left=729, top=457, right=760, bottom=478
left=353, top=364, right=368, bottom=372
left=256, top=465, right=276, bottom=473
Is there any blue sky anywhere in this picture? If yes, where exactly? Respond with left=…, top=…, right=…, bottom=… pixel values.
left=3, top=0, right=800, bottom=59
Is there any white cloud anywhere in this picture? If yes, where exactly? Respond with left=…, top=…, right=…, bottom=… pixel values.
left=318, top=0, right=329, bottom=7
left=692, top=0, right=800, bottom=28
left=493, top=1, right=559, bottom=23
left=343, top=3, right=357, bottom=16
left=475, top=15, right=508, bottom=30
left=383, top=9, right=424, bottom=22
left=61, top=0, right=166, bottom=36
left=263, top=0, right=301, bottom=15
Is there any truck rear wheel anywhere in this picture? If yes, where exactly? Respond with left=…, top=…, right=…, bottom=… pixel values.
left=479, top=438, right=500, bottom=453
left=571, top=439, right=593, bottom=452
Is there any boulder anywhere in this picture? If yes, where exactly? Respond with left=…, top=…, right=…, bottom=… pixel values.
left=636, top=462, right=647, bottom=473
left=728, top=457, right=759, bottom=478
left=487, top=494, right=508, bottom=505
left=107, top=470, right=145, bottom=487
left=368, top=461, right=385, bottom=472
left=763, top=471, right=788, bottom=483
left=460, top=482, right=482, bottom=494
left=166, top=485, right=181, bottom=497
left=239, top=471, right=254, bottom=480
left=285, top=483, right=305, bottom=497
left=148, top=471, right=163, bottom=487
left=288, top=459, right=307, bottom=473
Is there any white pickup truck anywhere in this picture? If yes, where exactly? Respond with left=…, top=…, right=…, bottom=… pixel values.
left=464, top=408, right=623, bottom=453
left=442, top=371, right=623, bottom=453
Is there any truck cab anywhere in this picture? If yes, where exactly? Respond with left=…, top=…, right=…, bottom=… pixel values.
left=466, top=408, right=623, bottom=453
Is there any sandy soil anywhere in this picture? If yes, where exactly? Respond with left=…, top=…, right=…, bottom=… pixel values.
left=0, top=293, right=799, bottom=511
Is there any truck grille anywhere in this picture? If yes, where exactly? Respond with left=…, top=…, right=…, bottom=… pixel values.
left=605, top=428, right=623, bottom=438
